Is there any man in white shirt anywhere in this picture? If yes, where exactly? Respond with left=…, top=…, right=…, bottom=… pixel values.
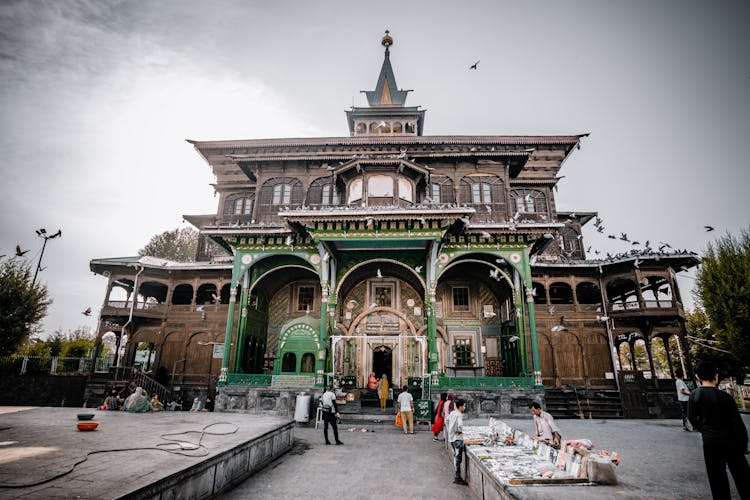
left=675, top=368, right=692, bottom=431
left=321, top=385, right=343, bottom=445
left=397, top=385, right=414, bottom=434
left=446, top=399, right=468, bottom=485
left=529, top=401, right=561, bottom=449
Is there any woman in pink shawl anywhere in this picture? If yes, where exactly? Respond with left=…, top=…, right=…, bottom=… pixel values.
left=367, top=372, right=378, bottom=390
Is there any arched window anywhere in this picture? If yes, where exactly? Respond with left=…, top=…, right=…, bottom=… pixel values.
left=308, top=177, right=340, bottom=207
left=258, top=178, right=303, bottom=218
left=532, top=282, right=546, bottom=304
left=428, top=176, right=454, bottom=204
left=549, top=282, right=574, bottom=304
left=171, top=284, right=194, bottom=305
left=459, top=175, right=505, bottom=215
left=281, top=352, right=296, bottom=372
left=224, top=194, right=254, bottom=218
left=196, top=283, right=217, bottom=304
left=576, top=282, right=601, bottom=305
left=510, top=189, right=548, bottom=219
left=300, top=353, right=315, bottom=373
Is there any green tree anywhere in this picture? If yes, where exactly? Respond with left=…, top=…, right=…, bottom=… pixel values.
left=693, top=228, right=750, bottom=381
left=138, top=227, right=198, bottom=262
left=0, top=257, right=51, bottom=356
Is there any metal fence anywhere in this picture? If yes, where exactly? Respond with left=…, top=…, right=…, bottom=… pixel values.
left=0, top=355, right=93, bottom=375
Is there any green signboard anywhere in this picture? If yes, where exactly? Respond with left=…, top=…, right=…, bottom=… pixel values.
left=414, top=399, right=431, bottom=421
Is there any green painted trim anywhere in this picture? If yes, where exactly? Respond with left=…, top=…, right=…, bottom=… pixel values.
left=434, top=376, right=534, bottom=390
left=225, top=373, right=272, bottom=386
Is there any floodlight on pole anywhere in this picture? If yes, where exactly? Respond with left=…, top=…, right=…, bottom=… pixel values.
left=33, top=228, right=61, bottom=285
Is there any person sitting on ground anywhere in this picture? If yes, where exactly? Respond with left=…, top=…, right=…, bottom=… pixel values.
left=150, top=392, right=164, bottom=411
left=190, top=396, right=204, bottom=412
left=123, top=387, right=152, bottom=413
left=167, top=400, right=182, bottom=411
left=529, top=401, right=561, bottom=449
left=202, top=397, right=214, bottom=412
left=104, top=389, right=121, bottom=411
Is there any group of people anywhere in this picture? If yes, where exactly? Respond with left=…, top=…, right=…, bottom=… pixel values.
left=367, top=372, right=390, bottom=410
left=101, top=387, right=211, bottom=413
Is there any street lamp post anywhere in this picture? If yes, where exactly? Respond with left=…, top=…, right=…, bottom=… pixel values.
left=33, top=228, right=61, bottom=285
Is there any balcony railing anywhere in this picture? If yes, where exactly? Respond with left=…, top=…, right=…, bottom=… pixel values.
left=102, top=301, right=229, bottom=314
left=610, top=300, right=681, bottom=312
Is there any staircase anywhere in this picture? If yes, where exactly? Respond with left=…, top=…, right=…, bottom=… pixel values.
left=103, top=366, right=181, bottom=406
left=544, top=387, right=624, bottom=419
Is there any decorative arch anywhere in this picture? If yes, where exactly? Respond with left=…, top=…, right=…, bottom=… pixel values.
left=346, top=306, right=418, bottom=337
left=437, top=257, right=514, bottom=290
left=335, top=258, right=426, bottom=299
left=549, top=282, right=574, bottom=304
left=575, top=281, right=601, bottom=305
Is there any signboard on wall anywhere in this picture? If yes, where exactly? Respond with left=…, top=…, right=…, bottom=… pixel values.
left=212, top=344, right=224, bottom=358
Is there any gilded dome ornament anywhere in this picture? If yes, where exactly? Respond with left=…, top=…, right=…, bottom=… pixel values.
left=381, top=30, right=393, bottom=48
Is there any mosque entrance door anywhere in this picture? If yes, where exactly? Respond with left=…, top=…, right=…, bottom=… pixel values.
left=372, top=345, right=392, bottom=384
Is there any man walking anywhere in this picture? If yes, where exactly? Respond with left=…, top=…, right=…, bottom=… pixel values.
left=397, top=385, right=414, bottom=434
left=321, top=385, right=343, bottom=446
left=675, top=368, right=692, bottom=431
left=446, top=399, right=468, bottom=485
left=688, top=361, right=749, bottom=499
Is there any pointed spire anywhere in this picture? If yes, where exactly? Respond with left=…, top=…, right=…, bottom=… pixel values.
left=364, top=30, right=410, bottom=107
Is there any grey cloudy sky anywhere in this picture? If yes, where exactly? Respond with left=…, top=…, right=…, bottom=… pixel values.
left=1, top=0, right=748, bottom=337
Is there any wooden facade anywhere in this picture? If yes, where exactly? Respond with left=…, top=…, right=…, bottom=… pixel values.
left=90, top=32, right=697, bottom=412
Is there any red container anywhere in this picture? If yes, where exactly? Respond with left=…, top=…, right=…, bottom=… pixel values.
left=77, top=421, right=99, bottom=431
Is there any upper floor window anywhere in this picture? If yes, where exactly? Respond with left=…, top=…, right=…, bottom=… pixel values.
left=348, top=178, right=363, bottom=204
left=428, top=176, right=454, bottom=203
left=510, top=189, right=548, bottom=214
left=452, top=287, right=470, bottom=312
left=297, top=286, right=315, bottom=312
left=459, top=175, right=505, bottom=214
left=398, top=177, right=413, bottom=202
left=258, top=178, right=303, bottom=215
left=308, top=177, right=340, bottom=206
left=368, top=175, right=393, bottom=197
left=224, top=194, right=254, bottom=217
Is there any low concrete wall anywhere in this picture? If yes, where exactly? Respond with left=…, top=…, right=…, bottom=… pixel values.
left=123, top=421, right=295, bottom=499
left=0, top=374, right=86, bottom=407
left=216, top=386, right=322, bottom=418
left=430, top=389, right=544, bottom=419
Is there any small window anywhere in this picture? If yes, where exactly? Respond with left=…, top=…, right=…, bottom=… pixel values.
left=273, top=184, right=292, bottom=205
left=452, top=287, right=470, bottom=312
left=348, top=178, right=363, bottom=203
left=298, top=286, right=315, bottom=312
left=300, top=353, right=315, bottom=373
left=454, top=338, right=474, bottom=367
left=368, top=175, right=393, bottom=197
left=281, top=352, right=296, bottom=372
left=398, top=178, right=413, bottom=202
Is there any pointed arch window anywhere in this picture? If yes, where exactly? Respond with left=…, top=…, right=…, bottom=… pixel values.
left=428, top=176, right=454, bottom=203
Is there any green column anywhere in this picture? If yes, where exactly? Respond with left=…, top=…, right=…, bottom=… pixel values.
left=219, top=284, right=237, bottom=385
left=233, top=282, right=251, bottom=373
left=521, top=252, right=542, bottom=388
left=515, top=285, right=529, bottom=374
left=427, top=298, right=438, bottom=373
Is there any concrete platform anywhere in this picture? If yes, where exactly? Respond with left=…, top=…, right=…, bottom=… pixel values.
left=0, top=407, right=293, bottom=499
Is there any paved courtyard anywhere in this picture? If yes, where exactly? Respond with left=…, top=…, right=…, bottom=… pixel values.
left=0, top=407, right=747, bottom=499
left=226, top=414, right=750, bottom=500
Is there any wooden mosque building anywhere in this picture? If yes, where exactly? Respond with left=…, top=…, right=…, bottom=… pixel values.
left=90, top=32, right=698, bottom=418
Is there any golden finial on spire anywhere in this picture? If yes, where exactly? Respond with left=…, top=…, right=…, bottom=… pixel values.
left=381, top=30, right=393, bottom=48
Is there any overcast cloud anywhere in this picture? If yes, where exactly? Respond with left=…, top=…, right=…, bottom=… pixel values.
left=1, top=0, right=748, bottom=337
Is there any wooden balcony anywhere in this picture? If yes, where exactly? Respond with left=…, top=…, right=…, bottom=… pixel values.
left=609, top=300, right=684, bottom=318
left=100, top=301, right=229, bottom=320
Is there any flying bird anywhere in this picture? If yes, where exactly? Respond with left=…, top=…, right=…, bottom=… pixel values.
left=548, top=305, right=555, bottom=315
left=285, top=235, right=293, bottom=246
left=596, top=226, right=605, bottom=233
left=595, top=315, right=610, bottom=324
left=15, top=245, right=29, bottom=257
left=369, top=303, right=378, bottom=309
left=508, top=335, right=519, bottom=343
left=480, top=231, right=492, bottom=239
left=82, top=307, right=92, bottom=316
left=704, top=225, right=714, bottom=232
left=35, top=228, right=47, bottom=236
left=376, top=268, right=383, bottom=278
left=551, top=325, right=567, bottom=333
left=212, top=293, right=221, bottom=303
left=414, top=265, right=423, bottom=273
left=469, top=60, right=480, bottom=70
left=489, top=268, right=500, bottom=280
left=607, top=235, right=616, bottom=240
left=619, top=233, right=629, bottom=242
